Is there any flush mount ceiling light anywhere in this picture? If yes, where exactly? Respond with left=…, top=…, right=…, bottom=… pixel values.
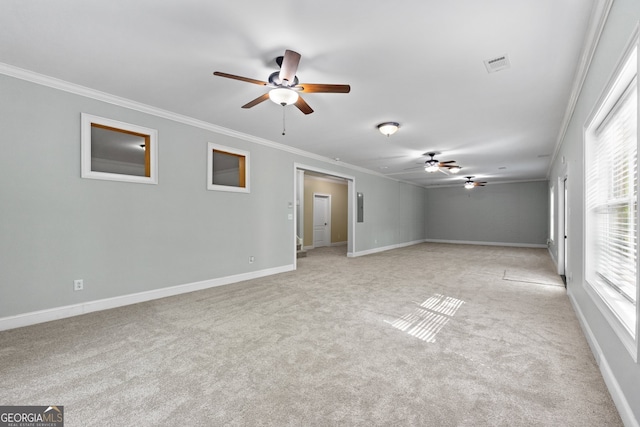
left=377, top=122, right=400, bottom=137
left=269, top=88, right=299, bottom=106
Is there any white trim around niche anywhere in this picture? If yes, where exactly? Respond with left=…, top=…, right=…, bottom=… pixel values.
left=207, top=142, right=251, bottom=193
left=81, top=113, right=158, bottom=184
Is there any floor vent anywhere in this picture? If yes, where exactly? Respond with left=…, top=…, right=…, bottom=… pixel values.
left=484, top=54, right=511, bottom=73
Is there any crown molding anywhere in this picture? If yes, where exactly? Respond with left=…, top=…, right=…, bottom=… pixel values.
left=548, top=0, right=614, bottom=177
left=423, top=178, right=548, bottom=189
left=0, top=62, right=397, bottom=182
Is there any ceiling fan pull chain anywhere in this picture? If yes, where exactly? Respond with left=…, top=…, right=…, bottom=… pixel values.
left=282, top=105, right=286, bottom=135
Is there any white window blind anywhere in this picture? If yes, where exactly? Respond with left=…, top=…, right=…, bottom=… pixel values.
left=586, top=73, right=638, bottom=338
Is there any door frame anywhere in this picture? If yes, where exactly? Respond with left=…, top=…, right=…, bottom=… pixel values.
left=293, top=163, right=356, bottom=268
left=557, top=174, right=568, bottom=277
left=312, top=193, right=332, bottom=248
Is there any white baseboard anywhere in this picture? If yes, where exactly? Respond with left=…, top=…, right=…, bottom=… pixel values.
left=424, top=239, right=547, bottom=249
left=568, top=292, right=639, bottom=427
left=0, top=264, right=294, bottom=332
left=348, top=239, right=426, bottom=258
left=304, top=241, right=348, bottom=250
left=549, top=247, right=558, bottom=268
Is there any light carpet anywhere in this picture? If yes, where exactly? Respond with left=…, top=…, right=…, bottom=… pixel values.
left=0, top=243, right=622, bottom=426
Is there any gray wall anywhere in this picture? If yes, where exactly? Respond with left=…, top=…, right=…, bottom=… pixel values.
left=356, top=174, right=425, bottom=249
left=0, top=73, right=425, bottom=318
left=548, top=0, right=640, bottom=423
left=425, top=181, right=548, bottom=246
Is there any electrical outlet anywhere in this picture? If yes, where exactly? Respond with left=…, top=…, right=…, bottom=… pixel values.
left=249, top=256, right=255, bottom=264
left=73, top=279, right=84, bottom=291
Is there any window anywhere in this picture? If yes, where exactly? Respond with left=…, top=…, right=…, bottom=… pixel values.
left=81, top=113, right=158, bottom=184
left=585, top=40, right=638, bottom=359
left=207, top=142, right=250, bottom=193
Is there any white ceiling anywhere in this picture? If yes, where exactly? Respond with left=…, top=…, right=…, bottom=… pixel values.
left=0, top=0, right=597, bottom=187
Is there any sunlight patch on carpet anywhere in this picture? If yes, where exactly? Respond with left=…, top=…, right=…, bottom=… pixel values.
left=386, top=294, right=465, bottom=342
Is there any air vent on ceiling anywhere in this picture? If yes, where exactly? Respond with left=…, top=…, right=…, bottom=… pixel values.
left=484, top=54, right=511, bottom=73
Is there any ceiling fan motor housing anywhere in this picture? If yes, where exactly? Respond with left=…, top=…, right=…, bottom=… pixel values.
left=269, top=71, right=299, bottom=87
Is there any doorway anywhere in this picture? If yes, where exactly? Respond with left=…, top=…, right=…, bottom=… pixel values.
left=558, top=175, right=568, bottom=286
left=293, top=164, right=355, bottom=267
left=313, top=194, right=331, bottom=248
left=562, top=177, right=568, bottom=286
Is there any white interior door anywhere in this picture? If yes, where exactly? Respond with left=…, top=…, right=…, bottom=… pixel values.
left=313, top=194, right=331, bottom=248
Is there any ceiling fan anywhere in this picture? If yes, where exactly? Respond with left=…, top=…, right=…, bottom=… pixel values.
left=423, top=152, right=461, bottom=173
left=464, top=176, right=487, bottom=189
left=213, top=49, right=351, bottom=115
left=404, top=152, right=461, bottom=174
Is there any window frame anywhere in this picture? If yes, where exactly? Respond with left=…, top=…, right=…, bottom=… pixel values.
left=583, top=30, right=639, bottom=362
left=207, top=142, right=250, bottom=193
left=81, top=113, right=158, bottom=184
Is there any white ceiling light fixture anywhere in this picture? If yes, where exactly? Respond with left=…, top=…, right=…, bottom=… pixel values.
left=424, top=160, right=440, bottom=173
left=464, top=180, right=475, bottom=189
left=269, top=88, right=299, bottom=106
left=377, top=122, right=400, bottom=137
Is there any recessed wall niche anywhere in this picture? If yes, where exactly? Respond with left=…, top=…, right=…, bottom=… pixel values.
left=207, top=142, right=250, bottom=193
left=81, top=113, right=158, bottom=184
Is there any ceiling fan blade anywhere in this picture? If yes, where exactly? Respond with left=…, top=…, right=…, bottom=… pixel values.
left=213, top=72, right=268, bottom=86
left=241, top=93, right=270, bottom=109
left=439, top=160, right=456, bottom=165
left=294, top=96, right=314, bottom=115
left=279, top=50, right=301, bottom=86
left=298, top=83, right=351, bottom=93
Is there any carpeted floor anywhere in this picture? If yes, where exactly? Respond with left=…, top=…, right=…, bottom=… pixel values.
left=0, top=243, right=622, bottom=426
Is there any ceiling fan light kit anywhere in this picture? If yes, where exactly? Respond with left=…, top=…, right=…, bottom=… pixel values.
left=425, top=161, right=440, bottom=173
left=377, top=122, right=400, bottom=137
left=269, top=88, right=299, bottom=106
